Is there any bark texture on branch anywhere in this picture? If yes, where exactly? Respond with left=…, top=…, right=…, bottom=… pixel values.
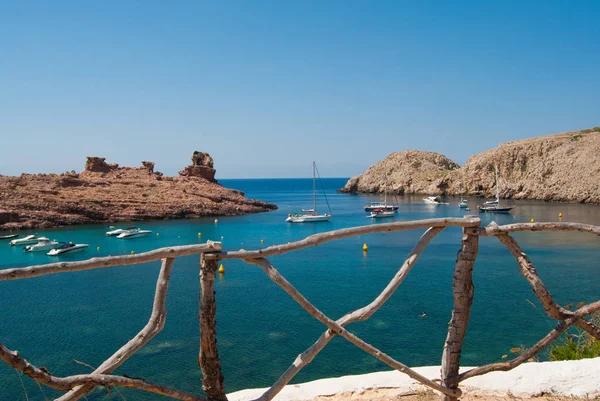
left=199, top=255, right=227, bottom=401
left=440, top=226, right=479, bottom=401
left=57, top=257, right=176, bottom=401
left=214, top=217, right=480, bottom=260
left=482, top=221, right=600, bottom=236
left=253, top=227, right=445, bottom=401
left=0, top=242, right=221, bottom=281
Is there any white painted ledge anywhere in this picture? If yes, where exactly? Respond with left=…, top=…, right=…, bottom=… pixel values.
left=228, top=357, right=600, bottom=401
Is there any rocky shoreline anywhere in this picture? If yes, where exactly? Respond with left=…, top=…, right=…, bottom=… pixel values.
left=340, top=127, right=600, bottom=204
left=0, top=151, right=277, bottom=230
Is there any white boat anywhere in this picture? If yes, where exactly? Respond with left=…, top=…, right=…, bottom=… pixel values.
left=286, top=162, right=332, bottom=223
left=478, top=164, right=513, bottom=213
left=106, top=226, right=138, bottom=236
left=24, top=237, right=60, bottom=252
left=364, top=184, right=399, bottom=212
left=367, top=209, right=396, bottom=219
left=117, top=228, right=153, bottom=238
left=458, top=182, right=468, bottom=208
left=47, top=242, right=89, bottom=256
left=423, top=196, right=448, bottom=205
left=10, top=235, right=39, bottom=246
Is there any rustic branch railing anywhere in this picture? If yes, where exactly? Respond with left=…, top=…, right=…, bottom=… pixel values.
left=1, top=217, right=599, bottom=401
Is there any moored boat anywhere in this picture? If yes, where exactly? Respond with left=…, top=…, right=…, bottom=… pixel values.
left=24, top=237, right=61, bottom=252
left=117, top=228, right=153, bottom=239
left=478, top=164, right=514, bottom=213
left=47, top=242, right=89, bottom=256
left=367, top=208, right=396, bottom=219
left=286, top=162, right=332, bottom=223
left=10, top=235, right=39, bottom=246
left=364, top=184, right=399, bottom=212
left=106, top=226, right=138, bottom=236
left=423, top=196, right=448, bottom=205
left=0, top=233, right=20, bottom=240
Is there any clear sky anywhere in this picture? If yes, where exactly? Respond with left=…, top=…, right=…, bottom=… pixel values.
left=1, top=1, right=599, bottom=178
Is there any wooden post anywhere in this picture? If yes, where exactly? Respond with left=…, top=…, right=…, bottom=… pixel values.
left=199, top=254, right=227, bottom=401
left=440, top=225, right=479, bottom=401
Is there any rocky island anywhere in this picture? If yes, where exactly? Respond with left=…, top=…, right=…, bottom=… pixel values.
left=0, top=151, right=277, bottom=229
left=340, top=127, right=600, bottom=204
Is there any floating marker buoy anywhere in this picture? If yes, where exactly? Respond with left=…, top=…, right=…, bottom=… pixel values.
left=219, top=264, right=225, bottom=273
left=559, top=213, right=562, bottom=218
left=221, top=236, right=224, bottom=240
left=198, top=232, right=202, bottom=236
left=261, top=239, right=264, bottom=243
left=363, top=243, right=368, bottom=252
left=156, top=233, right=159, bottom=236
left=97, top=246, right=100, bottom=251
left=530, top=218, right=535, bottom=223
left=214, top=219, right=218, bottom=224
left=131, top=251, right=135, bottom=255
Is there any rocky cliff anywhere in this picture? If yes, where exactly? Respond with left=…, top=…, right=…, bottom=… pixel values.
left=0, top=152, right=277, bottom=229
left=340, top=127, right=600, bottom=204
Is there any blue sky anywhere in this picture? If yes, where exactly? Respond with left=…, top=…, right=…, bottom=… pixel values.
left=1, top=1, right=599, bottom=178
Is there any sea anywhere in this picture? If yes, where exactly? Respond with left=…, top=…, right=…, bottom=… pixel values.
left=1, top=178, right=599, bottom=401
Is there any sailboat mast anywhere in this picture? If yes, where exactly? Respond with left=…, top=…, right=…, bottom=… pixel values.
left=495, top=164, right=500, bottom=202
left=313, top=161, right=317, bottom=215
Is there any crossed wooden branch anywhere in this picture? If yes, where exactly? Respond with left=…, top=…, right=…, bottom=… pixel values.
left=0, top=219, right=599, bottom=401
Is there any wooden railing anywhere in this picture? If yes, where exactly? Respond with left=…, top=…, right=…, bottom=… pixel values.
left=1, top=217, right=599, bottom=401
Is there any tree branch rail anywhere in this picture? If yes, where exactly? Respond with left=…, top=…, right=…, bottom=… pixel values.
left=0, top=218, right=598, bottom=401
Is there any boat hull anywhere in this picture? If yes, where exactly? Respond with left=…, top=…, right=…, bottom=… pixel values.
left=0, top=234, right=19, bottom=240
left=10, top=236, right=38, bottom=246
left=286, top=214, right=331, bottom=223
left=368, top=212, right=395, bottom=219
left=364, top=205, right=399, bottom=212
left=47, top=245, right=89, bottom=256
left=478, top=206, right=513, bottom=213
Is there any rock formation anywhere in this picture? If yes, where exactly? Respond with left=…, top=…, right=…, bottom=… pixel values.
left=178, top=151, right=216, bottom=182
left=340, top=127, right=600, bottom=204
left=0, top=152, right=276, bottom=230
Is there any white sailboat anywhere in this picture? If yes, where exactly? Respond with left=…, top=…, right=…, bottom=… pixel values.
left=478, top=164, right=513, bottom=213
left=367, top=185, right=397, bottom=218
left=364, top=184, right=399, bottom=212
left=286, top=162, right=332, bottom=223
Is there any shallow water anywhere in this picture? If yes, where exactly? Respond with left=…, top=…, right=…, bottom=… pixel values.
left=1, top=178, right=599, bottom=400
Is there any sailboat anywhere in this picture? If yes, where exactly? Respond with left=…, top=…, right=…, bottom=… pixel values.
left=478, top=164, right=513, bottom=213
left=367, top=184, right=397, bottom=218
left=458, top=182, right=468, bottom=208
left=286, top=162, right=332, bottom=223
left=364, top=184, right=399, bottom=212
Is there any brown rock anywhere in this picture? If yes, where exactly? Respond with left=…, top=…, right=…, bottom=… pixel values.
left=179, top=151, right=217, bottom=182
left=85, top=157, right=119, bottom=173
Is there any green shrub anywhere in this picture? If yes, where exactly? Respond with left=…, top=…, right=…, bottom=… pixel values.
left=549, top=311, right=600, bottom=361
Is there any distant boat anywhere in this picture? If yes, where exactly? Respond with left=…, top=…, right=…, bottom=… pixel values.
left=0, top=233, right=19, bottom=240
left=286, top=162, right=332, bottom=223
left=47, top=242, right=89, bottom=256
left=106, top=226, right=138, bottom=236
left=478, top=164, right=513, bottom=213
left=24, top=237, right=60, bottom=252
left=367, top=208, right=396, bottom=219
left=423, top=196, right=448, bottom=205
left=458, top=182, right=468, bottom=208
left=364, top=184, right=399, bottom=212
left=10, top=235, right=39, bottom=246
left=117, top=228, right=153, bottom=239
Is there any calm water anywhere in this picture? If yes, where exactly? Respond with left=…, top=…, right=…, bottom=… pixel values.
left=1, top=178, right=599, bottom=401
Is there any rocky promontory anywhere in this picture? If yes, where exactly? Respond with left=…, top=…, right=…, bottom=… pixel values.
left=0, top=152, right=277, bottom=229
left=340, top=127, right=600, bottom=204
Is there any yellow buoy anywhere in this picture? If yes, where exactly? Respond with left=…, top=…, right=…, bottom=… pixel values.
left=156, top=233, right=159, bottom=236
left=218, top=264, right=225, bottom=273
left=558, top=213, right=562, bottom=218
left=363, top=243, right=368, bottom=252
left=131, top=251, right=135, bottom=255
left=97, top=246, right=100, bottom=251
left=530, top=218, right=535, bottom=223
left=261, top=239, right=264, bottom=243
left=198, top=232, right=202, bottom=236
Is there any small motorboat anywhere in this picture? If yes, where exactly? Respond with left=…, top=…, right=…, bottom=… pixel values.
left=10, top=235, right=39, bottom=246
left=117, top=228, right=153, bottom=239
left=24, top=237, right=60, bottom=252
left=47, top=242, right=89, bottom=256
left=106, top=226, right=138, bottom=236
left=478, top=204, right=513, bottom=213
left=367, top=209, right=396, bottom=219
left=1, top=233, right=19, bottom=240
left=423, top=196, right=448, bottom=205
left=458, top=199, right=469, bottom=208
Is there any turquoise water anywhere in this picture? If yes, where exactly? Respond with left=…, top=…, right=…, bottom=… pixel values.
left=1, top=178, right=599, bottom=401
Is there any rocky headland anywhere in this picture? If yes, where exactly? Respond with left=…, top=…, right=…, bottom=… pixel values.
left=340, top=127, right=600, bottom=204
left=0, top=151, right=277, bottom=229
